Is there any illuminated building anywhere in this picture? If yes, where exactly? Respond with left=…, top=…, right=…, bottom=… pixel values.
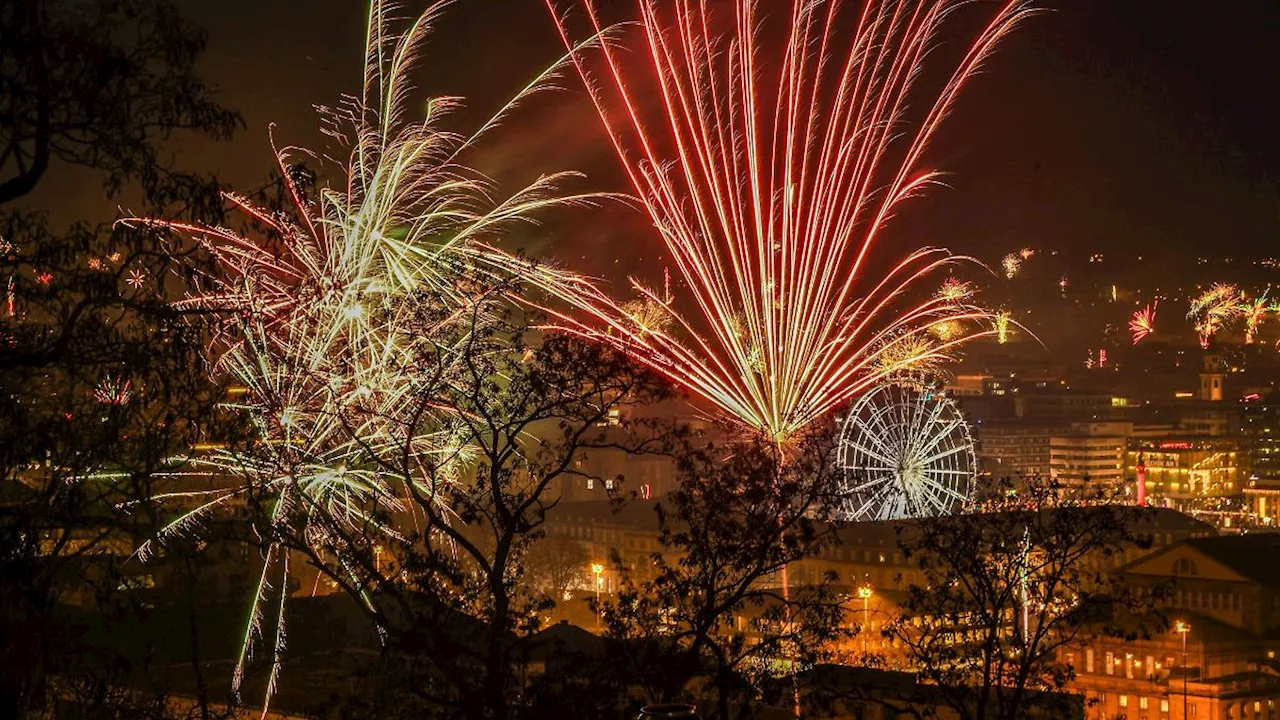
left=1242, top=392, right=1280, bottom=480
left=1126, top=439, right=1241, bottom=504
left=945, top=373, right=991, bottom=397
left=543, top=501, right=1211, bottom=633
left=1014, top=389, right=1115, bottom=420
left=1066, top=535, right=1280, bottom=720
left=1200, top=354, right=1226, bottom=402
left=1050, top=434, right=1126, bottom=489
left=972, top=419, right=1064, bottom=480
left=559, top=444, right=677, bottom=502
left=1242, top=392, right=1280, bottom=526
left=1243, top=479, right=1280, bottom=527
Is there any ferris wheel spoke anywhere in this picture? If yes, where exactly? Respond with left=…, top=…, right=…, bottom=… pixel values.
left=849, top=443, right=899, bottom=468
left=852, top=481, right=898, bottom=518
left=864, top=406, right=901, bottom=450
left=924, top=468, right=972, bottom=475
left=845, top=474, right=894, bottom=493
left=919, top=443, right=971, bottom=466
left=909, top=481, right=950, bottom=516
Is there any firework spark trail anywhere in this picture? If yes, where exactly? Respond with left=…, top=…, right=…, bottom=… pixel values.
left=1242, top=293, right=1270, bottom=344
left=121, top=0, right=592, bottom=709
left=528, top=0, right=1030, bottom=440
left=1129, top=301, right=1157, bottom=345
left=994, top=312, right=1012, bottom=345
left=1188, top=283, right=1242, bottom=348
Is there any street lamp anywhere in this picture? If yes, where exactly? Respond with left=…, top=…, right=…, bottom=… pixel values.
left=1176, top=620, right=1191, bottom=719
left=857, top=585, right=873, bottom=655
left=591, top=563, right=604, bottom=629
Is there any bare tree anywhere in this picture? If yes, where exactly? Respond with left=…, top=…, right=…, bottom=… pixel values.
left=0, top=2, right=241, bottom=714
left=523, top=533, right=590, bottom=610
left=248, top=294, right=675, bottom=720
left=0, top=0, right=241, bottom=206
left=593, top=429, right=852, bottom=720
left=882, top=476, right=1168, bottom=720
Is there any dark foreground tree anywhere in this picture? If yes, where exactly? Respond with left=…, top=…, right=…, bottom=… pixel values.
left=243, top=294, right=675, bottom=720
left=0, top=1, right=241, bottom=715
left=574, top=429, right=851, bottom=720
left=0, top=0, right=241, bottom=206
left=878, top=476, right=1169, bottom=720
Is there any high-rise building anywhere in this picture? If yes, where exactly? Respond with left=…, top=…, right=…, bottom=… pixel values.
left=972, top=419, right=1065, bottom=479
left=1241, top=392, right=1280, bottom=481
left=1050, top=433, right=1126, bottom=489
left=1241, top=392, right=1280, bottom=527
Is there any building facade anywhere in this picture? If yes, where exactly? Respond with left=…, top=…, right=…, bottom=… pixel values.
left=1126, top=439, right=1241, bottom=505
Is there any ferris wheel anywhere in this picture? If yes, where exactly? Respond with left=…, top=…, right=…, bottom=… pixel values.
left=836, top=384, right=976, bottom=521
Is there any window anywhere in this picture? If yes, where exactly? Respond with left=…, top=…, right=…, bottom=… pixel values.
left=1106, top=651, right=1115, bottom=675
left=1140, top=697, right=1148, bottom=710
left=1189, top=705, right=1196, bottom=716
left=1126, top=654, right=1134, bottom=679
left=1086, top=648, right=1095, bottom=673
left=1120, top=695, right=1129, bottom=708
left=1066, top=652, right=1075, bottom=668
left=604, top=479, right=614, bottom=490
left=1161, top=699, right=1169, bottom=713
left=586, top=478, right=594, bottom=490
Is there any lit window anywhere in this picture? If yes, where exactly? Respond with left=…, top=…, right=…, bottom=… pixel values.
left=1120, top=695, right=1128, bottom=708
left=586, top=478, right=594, bottom=490
left=1140, top=697, right=1148, bottom=710
left=1161, top=699, right=1169, bottom=713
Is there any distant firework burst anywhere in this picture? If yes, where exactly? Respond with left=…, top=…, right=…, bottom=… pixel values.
left=1188, top=283, right=1242, bottom=348
left=1242, top=293, right=1270, bottom=344
left=937, top=278, right=974, bottom=302
left=1001, top=254, right=1021, bottom=279
left=124, top=0, right=587, bottom=708
left=532, top=0, right=1030, bottom=441
left=994, top=311, right=1012, bottom=345
left=94, top=375, right=133, bottom=406
left=1129, top=302, right=1157, bottom=345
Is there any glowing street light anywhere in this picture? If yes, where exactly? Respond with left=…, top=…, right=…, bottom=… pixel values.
left=591, top=563, right=604, bottom=629
left=857, top=585, right=873, bottom=654
left=1176, top=620, right=1191, bottom=719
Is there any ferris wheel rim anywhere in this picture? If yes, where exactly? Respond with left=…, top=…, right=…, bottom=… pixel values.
left=836, top=383, right=976, bottom=521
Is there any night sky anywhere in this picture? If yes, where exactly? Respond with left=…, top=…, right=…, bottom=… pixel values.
left=21, top=0, right=1280, bottom=270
